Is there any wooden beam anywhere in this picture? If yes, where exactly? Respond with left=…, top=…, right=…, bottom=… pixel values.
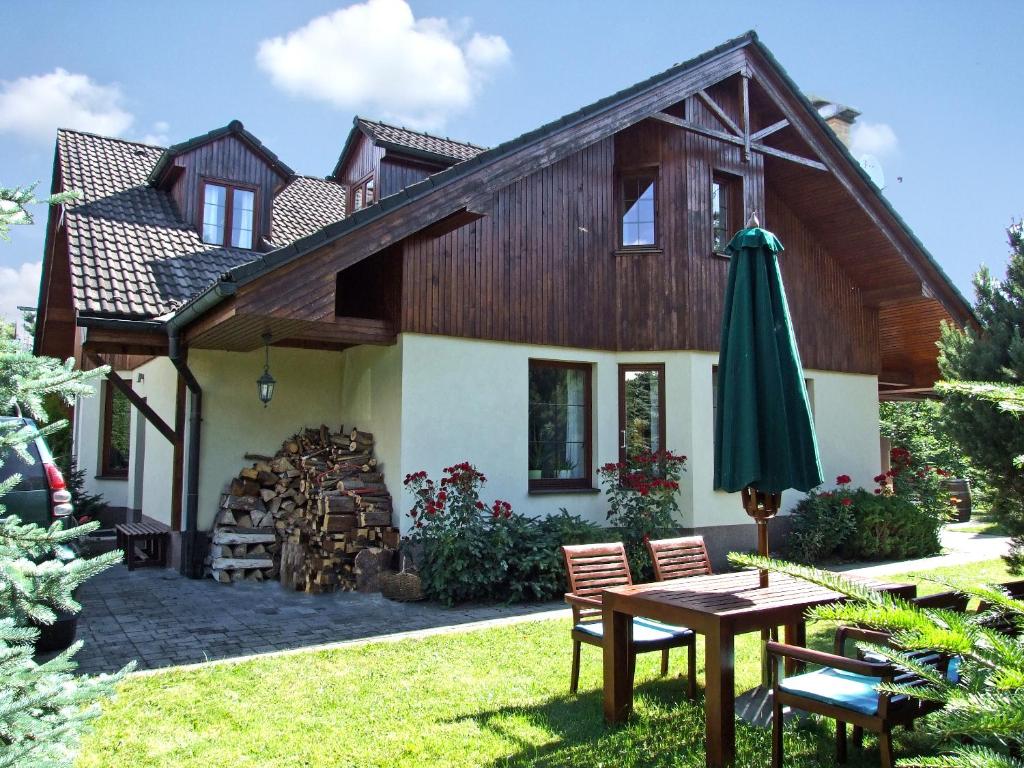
left=751, top=119, right=789, bottom=142
left=755, top=143, right=828, bottom=171
left=649, top=111, right=743, bottom=146
left=295, top=317, right=396, bottom=346
left=171, top=372, right=185, bottom=531
left=696, top=89, right=742, bottom=137
left=85, top=350, right=176, bottom=444
left=83, top=327, right=168, bottom=356
left=740, top=75, right=751, bottom=162
left=650, top=111, right=828, bottom=171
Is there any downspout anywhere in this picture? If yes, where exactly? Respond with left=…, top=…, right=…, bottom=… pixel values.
left=168, top=330, right=204, bottom=578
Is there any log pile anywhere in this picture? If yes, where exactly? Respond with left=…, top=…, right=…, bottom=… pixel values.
left=206, top=425, right=399, bottom=592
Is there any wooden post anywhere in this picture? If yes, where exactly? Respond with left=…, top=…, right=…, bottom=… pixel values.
left=741, top=73, right=751, bottom=163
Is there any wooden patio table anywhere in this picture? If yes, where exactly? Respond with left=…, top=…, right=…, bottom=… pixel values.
left=601, top=569, right=916, bottom=768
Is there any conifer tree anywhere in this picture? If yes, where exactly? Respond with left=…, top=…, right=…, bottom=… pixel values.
left=1, top=186, right=130, bottom=766
left=938, top=220, right=1024, bottom=567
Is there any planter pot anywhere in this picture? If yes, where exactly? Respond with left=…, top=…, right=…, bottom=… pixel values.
left=528, top=469, right=542, bottom=480
left=34, top=610, right=78, bottom=655
left=557, top=470, right=576, bottom=479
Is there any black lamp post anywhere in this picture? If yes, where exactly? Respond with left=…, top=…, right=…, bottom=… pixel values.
left=257, top=332, right=276, bottom=407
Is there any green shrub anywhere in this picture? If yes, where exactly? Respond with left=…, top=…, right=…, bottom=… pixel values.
left=597, top=450, right=687, bottom=580
left=404, top=463, right=603, bottom=606
left=787, top=481, right=856, bottom=563
left=787, top=463, right=946, bottom=563
left=839, top=489, right=943, bottom=560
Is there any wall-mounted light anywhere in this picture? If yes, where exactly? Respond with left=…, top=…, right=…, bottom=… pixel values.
left=257, top=332, right=276, bottom=407
left=136, top=373, right=145, bottom=383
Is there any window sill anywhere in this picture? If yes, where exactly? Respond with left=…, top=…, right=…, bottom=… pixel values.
left=528, top=486, right=601, bottom=496
left=95, top=474, right=129, bottom=482
left=614, top=247, right=663, bottom=256
left=712, top=250, right=731, bottom=260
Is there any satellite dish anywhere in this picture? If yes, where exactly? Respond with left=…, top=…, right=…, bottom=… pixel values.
left=859, top=154, right=885, bottom=189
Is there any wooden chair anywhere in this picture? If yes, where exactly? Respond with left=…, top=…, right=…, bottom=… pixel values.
left=769, top=625, right=954, bottom=768
left=977, top=579, right=1024, bottom=636
left=562, top=542, right=697, bottom=697
left=646, top=535, right=713, bottom=581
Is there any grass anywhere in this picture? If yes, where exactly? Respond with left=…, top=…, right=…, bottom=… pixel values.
left=76, top=559, right=1014, bottom=768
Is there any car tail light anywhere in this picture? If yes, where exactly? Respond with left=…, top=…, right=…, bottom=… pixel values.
left=44, top=463, right=74, bottom=518
left=44, top=462, right=66, bottom=491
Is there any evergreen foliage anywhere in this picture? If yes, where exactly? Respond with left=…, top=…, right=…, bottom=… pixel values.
left=732, top=552, right=1024, bottom=768
left=937, top=221, right=1024, bottom=568
left=1, top=184, right=130, bottom=766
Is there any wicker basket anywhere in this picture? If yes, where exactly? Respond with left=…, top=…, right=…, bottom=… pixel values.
left=380, top=557, right=425, bottom=602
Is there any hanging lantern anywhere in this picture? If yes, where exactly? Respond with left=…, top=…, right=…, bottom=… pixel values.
left=257, top=332, right=276, bottom=407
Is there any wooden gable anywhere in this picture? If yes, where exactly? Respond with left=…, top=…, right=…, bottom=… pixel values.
left=183, top=34, right=972, bottom=392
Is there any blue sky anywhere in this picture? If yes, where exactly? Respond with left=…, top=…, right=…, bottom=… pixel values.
left=2, top=1, right=1022, bottom=325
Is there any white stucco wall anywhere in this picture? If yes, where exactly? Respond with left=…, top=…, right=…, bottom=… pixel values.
left=72, top=372, right=131, bottom=510
left=190, top=347, right=347, bottom=531
left=339, top=341, right=403, bottom=499
left=128, top=357, right=179, bottom=525
left=395, top=334, right=882, bottom=535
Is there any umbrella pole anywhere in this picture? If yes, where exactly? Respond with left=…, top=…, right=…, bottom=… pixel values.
left=756, top=518, right=769, bottom=588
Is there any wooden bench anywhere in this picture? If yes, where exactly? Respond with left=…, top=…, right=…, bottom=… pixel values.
left=115, top=520, right=170, bottom=571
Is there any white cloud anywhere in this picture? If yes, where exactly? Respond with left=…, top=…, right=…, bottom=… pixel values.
left=0, top=69, right=134, bottom=142
left=256, top=0, right=511, bottom=130
left=850, top=120, right=898, bottom=159
left=0, top=261, right=41, bottom=330
left=141, top=120, right=171, bottom=146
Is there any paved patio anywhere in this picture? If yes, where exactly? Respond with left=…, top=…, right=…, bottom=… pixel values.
left=70, top=566, right=560, bottom=674
left=67, top=527, right=1012, bottom=676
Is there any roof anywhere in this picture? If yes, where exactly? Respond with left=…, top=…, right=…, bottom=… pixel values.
left=330, top=117, right=487, bottom=179
left=270, top=176, right=347, bottom=246
left=56, top=129, right=344, bottom=319
left=147, top=119, right=294, bottom=186
left=179, top=30, right=971, bottom=331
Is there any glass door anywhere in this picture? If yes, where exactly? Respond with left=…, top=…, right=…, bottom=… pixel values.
left=619, top=364, right=665, bottom=464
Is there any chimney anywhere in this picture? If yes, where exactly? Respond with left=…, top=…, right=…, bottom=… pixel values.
left=810, top=97, right=860, bottom=147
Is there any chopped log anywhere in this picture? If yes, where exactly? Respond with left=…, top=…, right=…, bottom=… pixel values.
left=211, top=554, right=274, bottom=570
left=222, top=495, right=267, bottom=513
left=240, top=467, right=260, bottom=480
left=358, top=509, right=393, bottom=527
left=323, top=514, right=357, bottom=533
left=212, top=527, right=276, bottom=545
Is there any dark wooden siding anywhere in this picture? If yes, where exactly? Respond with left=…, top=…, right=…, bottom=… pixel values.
left=169, top=135, right=285, bottom=244
left=400, top=102, right=878, bottom=374
left=378, top=158, right=439, bottom=199
left=337, top=133, right=383, bottom=187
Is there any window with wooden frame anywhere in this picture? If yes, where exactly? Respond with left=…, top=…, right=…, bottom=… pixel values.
left=711, top=171, right=741, bottom=255
left=100, top=381, right=131, bottom=478
left=528, top=361, right=592, bottom=491
left=200, top=180, right=257, bottom=249
left=618, top=170, right=658, bottom=250
left=349, top=174, right=376, bottom=214
left=619, top=364, right=666, bottom=465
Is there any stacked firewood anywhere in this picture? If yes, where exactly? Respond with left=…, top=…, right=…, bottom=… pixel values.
left=206, top=425, right=399, bottom=592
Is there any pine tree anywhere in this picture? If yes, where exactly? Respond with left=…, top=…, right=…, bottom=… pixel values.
left=1, top=184, right=130, bottom=766
left=735, top=553, right=1024, bottom=768
left=938, top=220, right=1024, bottom=568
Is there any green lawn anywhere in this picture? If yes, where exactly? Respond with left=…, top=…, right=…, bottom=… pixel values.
left=77, top=559, right=1013, bottom=768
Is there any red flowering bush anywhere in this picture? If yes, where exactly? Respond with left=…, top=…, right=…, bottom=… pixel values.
left=405, top=462, right=601, bottom=605
left=789, top=455, right=947, bottom=563
left=597, top=450, right=687, bottom=579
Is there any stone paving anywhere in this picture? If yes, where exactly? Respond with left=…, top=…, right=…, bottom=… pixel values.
left=68, top=527, right=1012, bottom=676
left=71, top=565, right=561, bottom=675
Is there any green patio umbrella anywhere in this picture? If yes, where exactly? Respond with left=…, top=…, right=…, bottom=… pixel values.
left=714, top=213, right=822, bottom=586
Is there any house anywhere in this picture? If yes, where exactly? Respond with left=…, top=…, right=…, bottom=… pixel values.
left=34, top=32, right=974, bottom=574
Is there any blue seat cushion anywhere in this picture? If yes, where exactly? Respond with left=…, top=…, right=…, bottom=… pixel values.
left=779, top=667, right=880, bottom=715
left=574, top=617, right=693, bottom=645
left=862, top=651, right=962, bottom=682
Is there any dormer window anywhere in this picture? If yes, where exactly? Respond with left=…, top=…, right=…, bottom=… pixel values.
left=350, top=174, right=375, bottom=214
left=201, top=180, right=256, bottom=249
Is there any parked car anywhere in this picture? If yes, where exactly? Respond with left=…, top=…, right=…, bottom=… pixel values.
left=0, top=415, right=79, bottom=652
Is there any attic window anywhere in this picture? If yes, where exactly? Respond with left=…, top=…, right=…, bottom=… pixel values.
left=619, top=171, right=657, bottom=249
left=712, top=171, right=741, bottom=255
left=350, top=174, right=375, bottom=214
left=201, top=180, right=256, bottom=249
